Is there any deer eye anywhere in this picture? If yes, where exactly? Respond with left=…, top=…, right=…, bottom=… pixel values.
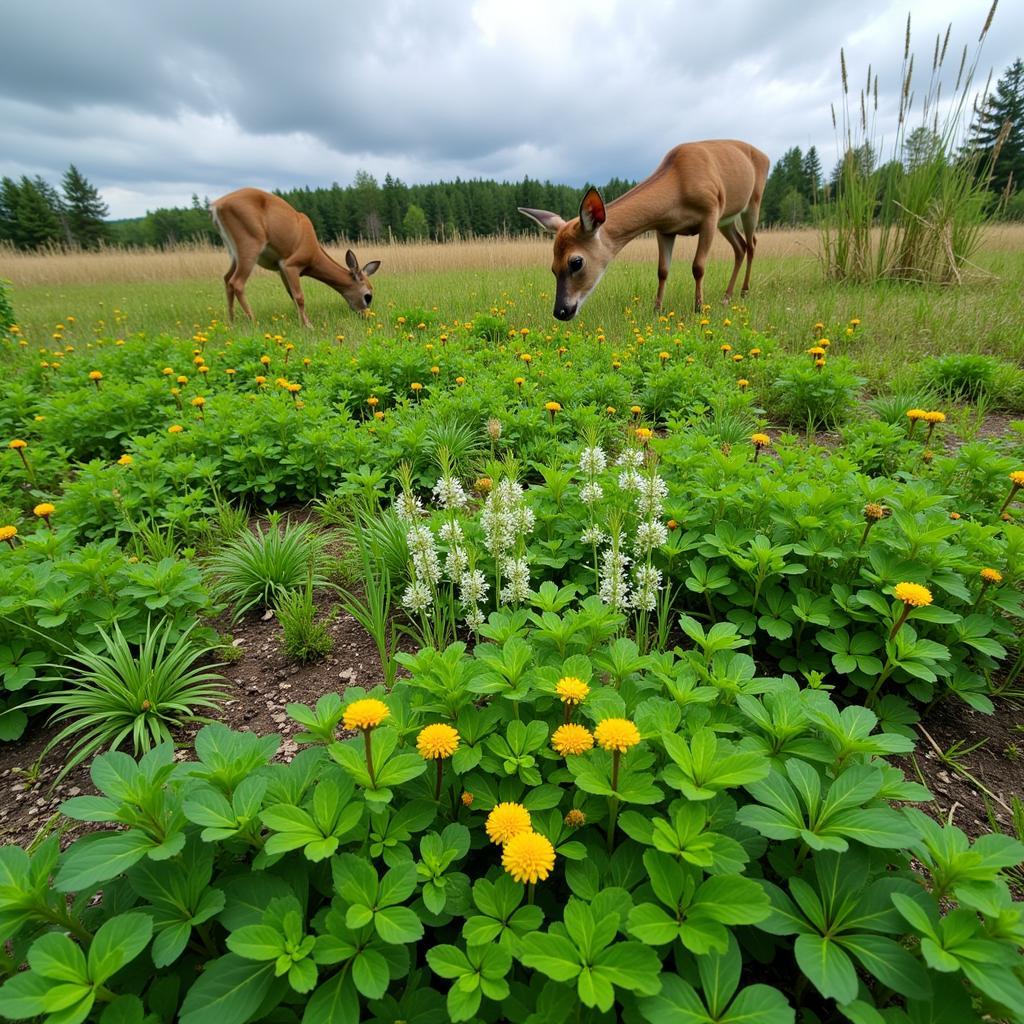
left=568, top=255, right=584, bottom=274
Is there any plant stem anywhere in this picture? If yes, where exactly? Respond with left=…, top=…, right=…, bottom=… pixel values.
left=434, top=758, right=443, bottom=801
left=363, top=728, right=377, bottom=788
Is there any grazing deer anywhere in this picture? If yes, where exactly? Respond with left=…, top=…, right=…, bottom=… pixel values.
left=210, top=188, right=381, bottom=327
left=519, top=140, right=770, bottom=318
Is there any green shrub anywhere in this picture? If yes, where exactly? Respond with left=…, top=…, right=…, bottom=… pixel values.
left=20, top=618, right=226, bottom=781
left=275, top=573, right=334, bottom=663
left=205, top=519, right=330, bottom=622
left=920, top=353, right=1001, bottom=401
left=0, top=279, right=14, bottom=336
left=767, top=357, right=865, bottom=430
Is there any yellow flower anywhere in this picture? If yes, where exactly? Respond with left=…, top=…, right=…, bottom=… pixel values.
left=893, top=582, right=933, bottom=608
left=373, top=411, right=385, bottom=421
left=733, top=354, right=744, bottom=362
left=89, top=370, right=103, bottom=380
left=485, top=802, right=532, bottom=845
left=721, top=344, right=732, bottom=353
left=168, top=424, right=184, bottom=434
left=286, top=383, right=302, bottom=394
left=367, top=396, right=379, bottom=407
left=520, top=353, right=532, bottom=363
left=342, top=698, right=390, bottom=731
left=555, top=676, right=589, bottom=704
left=502, top=831, right=555, bottom=883
left=461, top=791, right=474, bottom=807
left=0, top=525, right=17, bottom=542
left=949, top=512, right=961, bottom=520
left=33, top=502, right=56, bottom=517
left=1010, top=471, right=1024, bottom=487
left=117, top=454, right=133, bottom=466
left=606, top=406, right=616, bottom=415
left=260, top=355, right=271, bottom=366
left=635, top=427, right=653, bottom=444
left=514, top=376, right=525, bottom=387
left=255, top=376, right=267, bottom=385
left=177, top=375, right=188, bottom=385
left=545, top=401, right=562, bottom=413
left=863, top=503, right=887, bottom=521
left=564, top=809, right=586, bottom=828
left=737, top=378, right=749, bottom=389
left=923, top=411, right=945, bottom=424
left=551, top=724, right=595, bottom=756
left=593, top=718, right=640, bottom=753
left=431, top=366, right=440, bottom=375
left=611, top=361, right=621, bottom=370
left=630, top=405, right=642, bottom=416
left=980, top=568, right=1003, bottom=584
left=751, top=433, right=771, bottom=447
left=807, top=346, right=825, bottom=356
left=410, top=382, right=423, bottom=392
left=416, top=723, right=460, bottom=759
left=814, top=357, right=826, bottom=368
left=191, top=396, right=205, bottom=407
left=455, top=376, right=466, bottom=385
left=749, top=347, right=762, bottom=357
left=8, top=439, right=27, bottom=450
left=906, top=408, right=927, bottom=421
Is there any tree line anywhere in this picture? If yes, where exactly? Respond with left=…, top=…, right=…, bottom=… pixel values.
left=1, top=58, right=1020, bottom=251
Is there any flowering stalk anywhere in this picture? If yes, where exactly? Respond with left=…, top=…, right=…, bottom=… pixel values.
left=998, top=472, right=1024, bottom=516
left=363, top=730, right=377, bottom=787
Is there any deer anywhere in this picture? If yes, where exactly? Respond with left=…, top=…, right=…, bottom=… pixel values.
left=519, top=140, right=770, bottom=319
left=210, top=188, right=381, bottom=328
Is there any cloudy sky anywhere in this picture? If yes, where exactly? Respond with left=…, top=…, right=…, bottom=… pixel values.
left=2, top=0, right=1019, bottom=219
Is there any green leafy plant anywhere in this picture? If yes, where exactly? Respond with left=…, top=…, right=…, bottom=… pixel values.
left=19, top=619, right=226, bottom=781
left=206, top=519, right=329, bottom=622
left=275, top=571, right=334, bottom=663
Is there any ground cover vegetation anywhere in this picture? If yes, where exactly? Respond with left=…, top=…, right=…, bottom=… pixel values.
left=0, top=245, right=1022, bottom=1023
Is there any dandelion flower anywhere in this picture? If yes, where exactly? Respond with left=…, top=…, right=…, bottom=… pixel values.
left=551, top=724, right=595, bottom=756
left=564, top=809, right=586, bottom=827
left=893, top=582, right=933, bottom=607
left=502, top=831, right=555, bottom=884
left=117, top=454, right=133, bottom=466
left=737, top=378, right=749, bottom=389
left=545, top=401, right=562, bottom=413
left=8, top=439, right=27, bottom=450
left=342, top=698, right=390, bottom=731
left=168, top=424, right=184, bottom=434
left=751, top=433, right=771, bottom=448
left=555, top=676, right=589, bottom=704
left=906, top=408, right=927, bottom=421
left=923, top=411, right=945, bottom=424
left=980, top=568, right=1003, bottom=584
left=0, top=525, right=18, bottom=545
left=594, top=718, right=640, bottom=753
left=485, top=802, right=532, bottom=845
left=1010, top=471, right=1024, bottom=487
left=416, top=723, right=460, bottom=759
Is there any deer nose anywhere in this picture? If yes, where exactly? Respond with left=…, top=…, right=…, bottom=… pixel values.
left=554, top=303, right=577, bottom=321
left=364, top=293, right=372, bottom=306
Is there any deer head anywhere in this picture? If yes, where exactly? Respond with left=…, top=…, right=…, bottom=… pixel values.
left=338, top=249, right=382, bottom=312
left=519, top=188, right=611, bottom=320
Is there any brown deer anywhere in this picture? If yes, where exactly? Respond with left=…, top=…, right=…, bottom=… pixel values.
left=210, top=188, right=381, bottom=327
left=519, top=140, right=770, bottom=318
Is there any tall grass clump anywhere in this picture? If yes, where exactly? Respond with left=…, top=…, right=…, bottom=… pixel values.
left=820, top=2, right=1002, bottom=284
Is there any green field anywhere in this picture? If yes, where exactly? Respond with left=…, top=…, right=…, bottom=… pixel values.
left=1, top=234, right=1024, bottom=1024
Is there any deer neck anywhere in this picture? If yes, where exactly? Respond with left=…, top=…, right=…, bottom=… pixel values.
left=602, top=183, right=666, bottom=253
left=306, top=247, right=354, bottom=289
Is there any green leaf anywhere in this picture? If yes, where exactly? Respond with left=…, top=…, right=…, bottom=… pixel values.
left=226, top=925, right=285, bottom=961
left=0, top=971, right=53, bottom=1019
left=352, top=947, right=389, bottom=999
left=28, top=932, right=89, bottom=984
left=178, top=954, right=277, bottom=1024
left=841, top=932, right=931, bottom=1000
left=88, top=912, right=153, bottom=984
left=794, top=933, right=859, bottom=1004
left=725, top=985, right=795, bottom=1024
left=592, top=940, right=663, bottom=995
left=301, top=970, right=359, bottom=1024
left=374, top=905, right=424, bottom=944
left=55, top=830, right=154, bottom=891
left=518, top=932, right=583, bottom=982
left=426, top=944, right=472, bottom=979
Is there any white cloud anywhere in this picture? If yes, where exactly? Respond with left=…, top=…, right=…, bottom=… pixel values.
left=1, top=0, right=1018, bottom=218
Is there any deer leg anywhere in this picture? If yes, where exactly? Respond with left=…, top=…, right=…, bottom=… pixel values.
left=654, top=231, right=675, bottom=311
left=223, top=259, right=237, bottom=323
left=279, top=264, right=312, bottom=329
left=739, top=207, right=759, bottom=296
left=719, top=222, right=747, bottom=305
left=691, top=220, right=716, bottom=313
left=227, top=255, right=258, bottom=324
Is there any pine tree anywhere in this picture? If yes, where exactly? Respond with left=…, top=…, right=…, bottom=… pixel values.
left=35, top=176, right=71, bottom=244
left=14, top=177, right=63, bottom=249
left=801, top=147, right=824, bottom=204
left=61, top=165, right=110, bottom=249
left=964, top=58, right=1024, bottom=198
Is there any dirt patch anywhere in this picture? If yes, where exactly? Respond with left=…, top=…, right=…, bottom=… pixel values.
left=0, top=597, right=407, bottom=849
left=893, top=698, right=1024, bottom=840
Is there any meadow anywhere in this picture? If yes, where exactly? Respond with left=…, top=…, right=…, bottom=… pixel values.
left=0, top=227, right=1023, bottom=1024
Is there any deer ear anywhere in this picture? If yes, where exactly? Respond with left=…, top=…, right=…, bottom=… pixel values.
left=578, top=188, right=606, bottom=233
left=345, top=249, right=360, bottom=273
left=362, top=260, right=381, bottom=277
left=518, top=207, right=566, bottom=235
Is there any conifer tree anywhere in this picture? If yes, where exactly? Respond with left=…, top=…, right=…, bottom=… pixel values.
left=61, top=164, right=110, bottom=249
left=964, top=58, right=1024, bottom=197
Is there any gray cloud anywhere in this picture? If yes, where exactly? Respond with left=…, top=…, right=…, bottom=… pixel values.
left=1, top=0, right=1019, bottom=217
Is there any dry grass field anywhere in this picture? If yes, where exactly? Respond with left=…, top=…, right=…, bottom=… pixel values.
left=5, top=225, right=1022, bottom=288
